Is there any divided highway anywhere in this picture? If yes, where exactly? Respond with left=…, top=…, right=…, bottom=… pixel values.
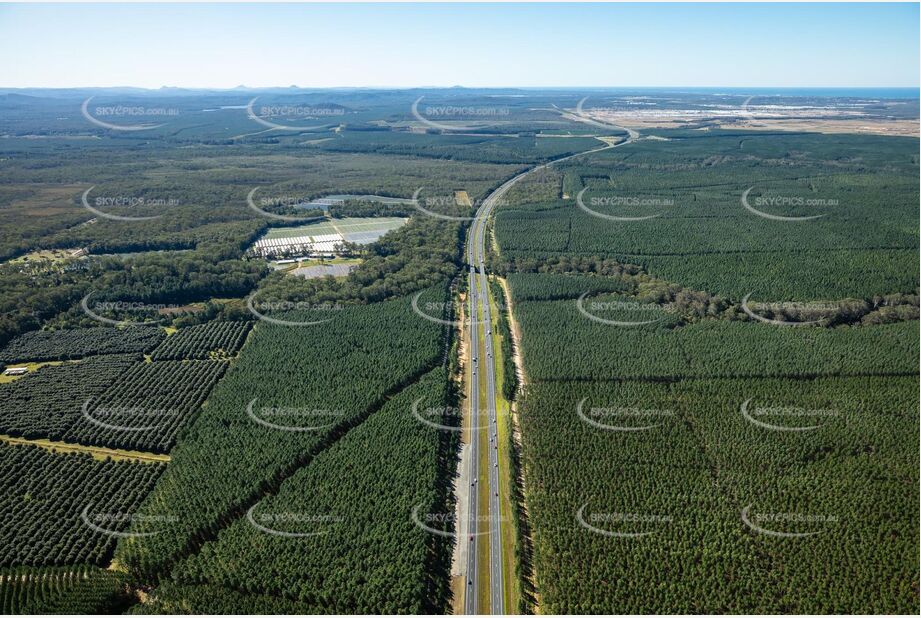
left=462, top=117, right=636, bottom=614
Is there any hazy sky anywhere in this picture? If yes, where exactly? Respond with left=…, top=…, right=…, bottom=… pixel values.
left=1, top=3, right=918, bottom=88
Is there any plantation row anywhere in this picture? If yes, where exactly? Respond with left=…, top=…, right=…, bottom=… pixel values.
left=0, top=566, right=131, bottom=614
left=495, top=213, right=918, bottom=302
left=500, top=248, right=918, bottom=304
left=0, top=357, right=226, bottom=454
left=71, top=360, right=228, bottom=453
left=495, top=188, right=917, bottom=257
left=517, top=376, right=919, bottom=613
left=626, top=248, right=919, bottom=302
left=171, top=367, right=456, bottom=613
left=0, top=444, right=165, bottom=568
left=505, top=272, right=631, bottom=301
left=0, top=355, right=138, bottom=440
left=494, top=131, right=919, bottom=300
left=114, top=287, right=451, bottom=580
left=150, top=321, right=252, bottom=361
left=496, top=129, right=920, bottom=614
left=512, top=295, right=918, bottom=382
left=0, top=327, right=164, bottom=364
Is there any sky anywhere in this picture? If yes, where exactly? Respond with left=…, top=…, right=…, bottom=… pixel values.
left=0, top=3, right=918, bottom=89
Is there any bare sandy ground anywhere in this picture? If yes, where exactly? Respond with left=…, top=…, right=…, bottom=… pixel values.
left=585, top=110, right=919, bottom=137
left=450, top=293, right=472, bottom=613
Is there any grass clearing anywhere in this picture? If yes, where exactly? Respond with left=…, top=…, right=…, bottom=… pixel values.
left=0, top=434, right=170, bottom=464
left=488, top=276, right=521, bottom=613
left=0, top=360, right=65, bottom=384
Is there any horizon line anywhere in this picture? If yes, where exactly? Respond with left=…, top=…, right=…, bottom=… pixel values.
left=2, top=85, right=919, bottom=91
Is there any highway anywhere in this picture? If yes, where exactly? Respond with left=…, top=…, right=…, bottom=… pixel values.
left=462, top=114, right=636, bottom=614
left=467, top=200, right=503, bottom=614
left=463, top=239, right=480, bottom=614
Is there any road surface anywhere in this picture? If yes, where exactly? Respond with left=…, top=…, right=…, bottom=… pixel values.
left=464, top=242, right=480, bottom=614
left=462, top=117, right=637, bottom=614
